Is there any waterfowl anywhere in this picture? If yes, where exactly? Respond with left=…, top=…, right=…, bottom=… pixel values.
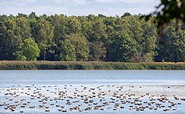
left=45, top=109, right=50, bottom=112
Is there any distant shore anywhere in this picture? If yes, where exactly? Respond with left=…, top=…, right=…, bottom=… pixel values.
left=0, top=61, right=185, bottom=70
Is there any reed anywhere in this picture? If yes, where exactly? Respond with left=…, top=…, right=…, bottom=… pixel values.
left=0, top=61, right=185, bottom=70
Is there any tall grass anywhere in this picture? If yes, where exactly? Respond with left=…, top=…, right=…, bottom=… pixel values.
left=0, top=61, right=185, bottom=70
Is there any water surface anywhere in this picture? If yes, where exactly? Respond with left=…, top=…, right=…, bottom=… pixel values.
left=0, top=70, right=185, bottom=114
left=1, top=70, right=185, bottom=86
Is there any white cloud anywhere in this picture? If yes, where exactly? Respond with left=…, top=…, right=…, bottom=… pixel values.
left=94, top=0, right=115, bottom=3
left=94, top=0, right=156, bottom=3
left=70, top=0, right=86, bottom=4
left=51, top=0, right=157, bottom=4
left=53, top=0, right=64, bottom=4
left=0, top=0, right=37, bottom=7
left=53, top=0, right=86, bottom=4
left=120, top=0, right=156, bottom=3
left=20, top=0, right=36, bottom=3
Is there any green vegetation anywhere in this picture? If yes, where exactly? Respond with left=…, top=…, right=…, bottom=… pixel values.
left=0, top=61, right=185, bottom=70
left=145, top=0, right=185, bottom=29
left=1, top=12, right=185, bottom=62
left=15, top=38, right=40, bottom=60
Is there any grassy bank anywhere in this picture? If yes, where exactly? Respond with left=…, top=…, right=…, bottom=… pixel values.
left=0, top=61, right=185, bottom=70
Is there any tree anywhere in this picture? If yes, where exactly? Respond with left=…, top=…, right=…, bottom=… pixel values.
left=138, top=18, right=157, bottom=62
left=49, top=14, right=67, bottom=60
left=15, top=17, right=31, bottom=40
left=0, top=16, right=21, bottom=60
left=145, top=0, right=185, bottom=29
left=15, top=38, right=40, bottom=61
left=60, top=39, right=76, bottom=61
left=89, top=41, right=106, bottom=61
left=66, top=34, right=89, bottom=61
left=50, top=14, right=67, bottom=43
left=83, top=17, right=107, bottom=42
left=28, top=12, right=38, bottom=19
left=0, top=13, right=167, bottom=62
left=36, top=19, right=54, bottom=60
left=80, top=17, right=93, bottom=41
left=122, top=16, right=157, bottom=62
left=144, top=0, right=185, bottom=62
left=121, top=12, right=131, bottom=18
left=107, top=32, right=137, bottom=62
left=29, top=14, right=39, bottom=41
left=155, top=25, right=185, bottom=62
left=98, top=14, right=106, bottom=18
left=79, top=17, right=108, bottom=61
left=65, top=17, right=81, bottom=34
left=91, top=18, right=107, bottom=41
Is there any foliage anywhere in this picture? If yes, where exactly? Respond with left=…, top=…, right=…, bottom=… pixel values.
left=107, top=32, right=137, bottom=62
left=66, top=34, right=89, bottom=61
left=89, top=41, right=106, bottom=61
left=156, top=25, right=185, bottom=62
left=36, top=19, right=54, bottom=60
left=15, top=38, right=40, bottom=61
left=0, top=13, right=185, bottom=62
left=144, top=0, right=185, bottom=29
left=123, top=16, right=157, bottom=62
left=60, top=39, right=76, bottom=61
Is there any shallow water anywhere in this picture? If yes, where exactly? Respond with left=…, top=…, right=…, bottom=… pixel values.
left=1, top=70, right=185, bottom=86
left=0, top=70, right=185, bottom=114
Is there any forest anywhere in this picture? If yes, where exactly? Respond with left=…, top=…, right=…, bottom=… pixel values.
left=0, top=12, right=185, bottom=62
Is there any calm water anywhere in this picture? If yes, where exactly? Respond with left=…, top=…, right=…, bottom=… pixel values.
left=0, top=70, right=185, bottom=86
left=0, top=70, right=185, bottom=114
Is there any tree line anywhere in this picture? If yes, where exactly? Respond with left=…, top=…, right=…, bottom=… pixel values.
left=0, top=12, right=185, bottom=62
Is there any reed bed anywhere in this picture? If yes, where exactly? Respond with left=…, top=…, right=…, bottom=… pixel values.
left=0, top=61, right=185, bottom=70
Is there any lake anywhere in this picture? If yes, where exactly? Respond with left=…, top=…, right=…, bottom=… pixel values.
left=0, top=70, right=185, bottom=114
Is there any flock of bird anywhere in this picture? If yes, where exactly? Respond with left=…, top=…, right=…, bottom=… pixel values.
left=0, top=84, right=185, bottom=113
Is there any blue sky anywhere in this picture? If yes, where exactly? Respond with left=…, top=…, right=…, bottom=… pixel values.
left=0, top=0, right=160, bottom=16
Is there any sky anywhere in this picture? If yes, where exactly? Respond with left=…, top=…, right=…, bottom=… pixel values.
left=0, top=0, right=160, bottom=16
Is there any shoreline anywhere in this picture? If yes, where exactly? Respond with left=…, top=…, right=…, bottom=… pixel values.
left=1, top=61, right=185, bottom=70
